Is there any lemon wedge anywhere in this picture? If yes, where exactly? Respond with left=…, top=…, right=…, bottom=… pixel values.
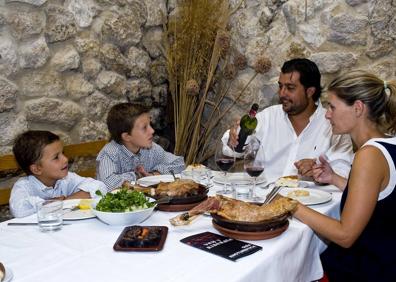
left=78, top=199, right=93, bottom=210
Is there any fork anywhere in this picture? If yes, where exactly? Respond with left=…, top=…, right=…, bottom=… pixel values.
left=62, top=206, right=79, bottom=212
left=263, top=185, right=282, bottom=205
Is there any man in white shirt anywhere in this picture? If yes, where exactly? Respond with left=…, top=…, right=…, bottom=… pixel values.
left=223, top=58, right=353, bottom=183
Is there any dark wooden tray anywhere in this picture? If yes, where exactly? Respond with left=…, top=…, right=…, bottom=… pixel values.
left=113, top=225, right=168, bottom=251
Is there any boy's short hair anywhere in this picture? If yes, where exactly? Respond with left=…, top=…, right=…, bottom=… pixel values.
left=13, top=130, right=60, bottom=175
left=107, top=103, right=150, bottom=144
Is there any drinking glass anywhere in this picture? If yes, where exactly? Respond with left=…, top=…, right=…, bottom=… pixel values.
left=36, top=200, right=63, bottom=232
left=215, top=140, right=235, bottom=194
left=244, top=137, right=264, bottom=202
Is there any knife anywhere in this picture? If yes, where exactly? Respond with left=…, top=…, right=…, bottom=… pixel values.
left=7, top=222, right=71, bottom=226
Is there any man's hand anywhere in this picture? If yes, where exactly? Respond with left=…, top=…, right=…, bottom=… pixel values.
left=227, top=119, right=240, bottom=148
left=294, top=158, right=316, bottom=178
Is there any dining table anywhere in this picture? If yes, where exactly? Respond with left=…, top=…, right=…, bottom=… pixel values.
left=0, top=173, right=342, bottom=282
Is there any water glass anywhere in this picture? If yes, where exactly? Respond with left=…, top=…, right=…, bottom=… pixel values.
left=180, top=170, right=194, bottom=180
left=36, top=200, right=63, bottom=232
left=233, top=185, right=250, bottom=200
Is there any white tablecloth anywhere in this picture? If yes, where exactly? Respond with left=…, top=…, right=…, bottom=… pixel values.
left=0, top=184, right=341, bottom=282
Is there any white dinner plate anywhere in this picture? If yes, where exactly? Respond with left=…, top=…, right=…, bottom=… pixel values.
left=62, top=199, right=96, bottom=221
left=279, top=188, right=332, bottom=205
left=137, top=175, right=175, bottom=186
left=3, top=266, right=13, bottom=282
left=212, top=172, right=266, bottom=186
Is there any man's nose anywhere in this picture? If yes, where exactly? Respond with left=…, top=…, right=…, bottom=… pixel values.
left=278, top=86, right=286, bottom=97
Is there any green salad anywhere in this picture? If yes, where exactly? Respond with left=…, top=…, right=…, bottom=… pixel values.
left=95, top=189, right=155, bottom=212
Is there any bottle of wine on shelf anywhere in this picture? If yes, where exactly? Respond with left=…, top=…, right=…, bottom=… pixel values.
left=234, top=103, right=259, bottom=153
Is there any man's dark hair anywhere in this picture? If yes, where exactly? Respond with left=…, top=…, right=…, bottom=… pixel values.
left=107, top=103, right=150, bottom=144
left=13, top=130, right=60, bottom=175
left=281, top=58, right=322, bottom=101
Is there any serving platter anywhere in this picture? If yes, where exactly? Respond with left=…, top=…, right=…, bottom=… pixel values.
left=134, top=177, right=209, bottom=211
left=211, top=213, right=290, bottom=232
left=156, top=199, right=208, bottom=212
left=212, top=220, right=289, bottom=240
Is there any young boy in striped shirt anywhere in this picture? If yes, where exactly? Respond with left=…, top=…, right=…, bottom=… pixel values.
left=96, top=103, right=185, bottom=191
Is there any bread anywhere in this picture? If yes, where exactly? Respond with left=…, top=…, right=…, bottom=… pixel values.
left=276, top=175, right=299, bottom=187
left=0, top=262, right=5, bottom=282
left=185, top=164, right=206, bottom=171
left=287, top=189, right=310, bottom=198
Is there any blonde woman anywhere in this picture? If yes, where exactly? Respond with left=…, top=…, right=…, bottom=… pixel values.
left=293, top=70, right=396, bottom=281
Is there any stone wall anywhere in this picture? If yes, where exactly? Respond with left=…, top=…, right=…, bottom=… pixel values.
left=0, top=0, right=168, bottom=155
left=0, top=0, right=395, bottom=155
left=216, top=0, right=396, bottom=130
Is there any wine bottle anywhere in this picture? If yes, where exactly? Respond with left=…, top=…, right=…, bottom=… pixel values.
left=234, top=103, right=259, bottom=153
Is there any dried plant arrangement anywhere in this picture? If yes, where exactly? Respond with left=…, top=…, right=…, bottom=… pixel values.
left=163, top=0, right=271, bottom=165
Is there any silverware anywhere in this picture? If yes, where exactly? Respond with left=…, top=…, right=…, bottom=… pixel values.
left=63, top=206, right=79, bottom=212
left=169, top=170, right=179, bottom=180
left=154, top=196, right=172, bottom=205
left=263, top=185, right=282, bottom=205
left=8, top=222, right=71, bottom=226
left=260, top=181, right=276, bottom=190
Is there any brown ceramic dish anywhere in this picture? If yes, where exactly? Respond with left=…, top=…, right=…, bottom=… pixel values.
left=211, top=212, right=291, bottom=232
left=113, top=225, right=168, bottom=251
left=212, top=220, right=289, bottom=240
left=156, top=197, right=208, bottom=212
left=150, top=185, right=209, bottom=205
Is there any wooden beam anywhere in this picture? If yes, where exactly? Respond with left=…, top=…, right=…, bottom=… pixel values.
left=63, top=140, right=107, bottom=159
left=0, top=155, right=19, bottom=171
left=0, top=140, right=107, bottom=205
left=0, top=188, right=11, bottom=205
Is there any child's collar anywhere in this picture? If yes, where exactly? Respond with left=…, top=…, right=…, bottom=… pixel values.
left=29, top=175, right=62, bottom=190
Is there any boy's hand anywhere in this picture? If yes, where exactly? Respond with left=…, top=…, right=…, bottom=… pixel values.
left=135, top=165, right=150, bottom=178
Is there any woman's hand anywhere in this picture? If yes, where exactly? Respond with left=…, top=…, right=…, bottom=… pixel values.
left=312, top=155, right=347, bottom=190
left=312, top=155, right=334, bottom=184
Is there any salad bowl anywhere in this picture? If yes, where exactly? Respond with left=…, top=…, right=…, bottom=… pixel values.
left=92, top=189, right=157, bottom=226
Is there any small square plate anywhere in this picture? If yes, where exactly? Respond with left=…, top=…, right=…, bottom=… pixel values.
left=113, top=225, right=168, bottom=251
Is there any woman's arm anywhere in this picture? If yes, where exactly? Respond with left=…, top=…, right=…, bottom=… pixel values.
left=294, top=146, right=388, bottom=248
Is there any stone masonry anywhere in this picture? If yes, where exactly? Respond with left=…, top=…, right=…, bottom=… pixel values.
left=0, top=0, right=395, bottom=154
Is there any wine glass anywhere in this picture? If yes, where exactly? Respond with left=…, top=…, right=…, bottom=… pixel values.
left=214, top=140, right=235, bottom=194
left=244, top=137, right=264, bottom=202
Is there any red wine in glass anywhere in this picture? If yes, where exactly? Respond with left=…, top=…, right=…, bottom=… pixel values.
left=216, top=159, right=235, bottom=172
left=245, top=166, right=264, bottom=177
